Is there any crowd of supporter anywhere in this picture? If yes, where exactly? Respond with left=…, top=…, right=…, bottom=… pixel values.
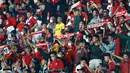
left=0, top=0, right=130, bottom=73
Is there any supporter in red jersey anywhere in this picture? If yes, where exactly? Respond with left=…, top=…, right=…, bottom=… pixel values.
left=112, top=52, right=130, bottom=73
left=5, top=11, right=16, bottom=28
left=22, top=46, right=34, bottom=67
left=74, top=57, right=92, bottom=73
left=17, top=16, right=25, bottom=32
left=118, top=1, right=127, bottom=12
left=26, top=12, right=38, bottom=31
left=103, top=53, right=115, bottom=73
left=48, top=51, right=64, bottom=73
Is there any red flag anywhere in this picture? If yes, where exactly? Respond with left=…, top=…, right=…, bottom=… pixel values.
left=115, top=38, right=121, bottom=56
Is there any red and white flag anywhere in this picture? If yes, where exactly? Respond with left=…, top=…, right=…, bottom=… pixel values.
left=87, top=22, right=105, bottom=29
left=30, top=29, right=46, bottom=36
left=36, top=42, right=48, bottom=47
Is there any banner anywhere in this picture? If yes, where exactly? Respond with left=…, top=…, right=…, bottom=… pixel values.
left=69, top=1, right=80, bottom=12
left=87, top=22, right=105, bottom=29
left=30, top=29, right=46, bottom=36
left=116, top=10, right=127, bottom=17
left=116, top=10, right=130, bottom=21
left=36, top=42, right=48, bottom=47
left=71, top=1, right=80, bottom=9
left=55, top=32, right=79, bottom=39
left=0, top=45, right=7, bottom=49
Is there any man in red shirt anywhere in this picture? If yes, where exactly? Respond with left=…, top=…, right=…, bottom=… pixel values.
left=74, top=57, right=92, bottom=73
left=103, top=53, right=115, bottom=73
left=119, top=53, right=130, bottom=73
left=26, top=12, right=38, bottom=31
left=112, top=52, right=130, bottom=73
left=48, top=51, right=64, bottom=73
left=17, top=16, right=25, bottom=32
left=22, top=46, right=34, bottom=67
left=5, top=11, right=16, bottom=28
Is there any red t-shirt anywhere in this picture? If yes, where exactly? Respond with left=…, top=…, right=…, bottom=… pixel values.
left=120, top=60, right=130, bottom=73
left=107, top=61, right=115, bottom=73
left=49, top=59, right=64, bottom=73
left=27, top=17, right=37, bottom=30
left=22, top=54, right=34, bottom=66
left=83, top=66, right=91, bottom=73
left=17, top=22, right=24, bottom=32
left=82, top=12, right=88, bottom=20
left=14, top=0, right=21, bottom=4
left=65, top=52, right=72, bottom=65
left=112, top=5, right=119, bottom=14
left=92, top=0, right=101, bottom=4
left=0, top=35, right=5, bottom=41
left=118, top=7, right=126, bottom=12
left=33, top=49, right=43, bottom=62
left=7, top=16, right=17, bottom=27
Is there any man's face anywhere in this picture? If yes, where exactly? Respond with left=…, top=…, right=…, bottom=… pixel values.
left=108, top=36, right=113, bottom=42
left=104, top=56, right=109, bottom=62
left=92, top=37, right=98, bottom=43
left=21, top=3, right=25, bottom=8
left=123, top=54, right=129, bottom=61
left=93, top=11, right=97, bottom=17
left=57, top=17, right=62, bottom=23
left=41, top=59, right=46, bottom=65
left=120, top=16, right=125, bottom=22
left=19, top=17, right=23, bottom=21
left=50, top=54, right=56, bottom=61
left=39, top=4, right=45, bottom=10
left=27, top=13, right=31, bottom=18
left=6, top=13, right=10, bottom=18
left=81, top=60, right=86, bottom=66
left=103, top=12, right=108, bottom=16
left=120, top=2, right=124, bottom=7
left=11, top=47, right=17, bottom=53
left=25, top=48, right=31, bottom=54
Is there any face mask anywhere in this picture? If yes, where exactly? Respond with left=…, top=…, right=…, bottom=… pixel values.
left=35, top=28, right=38, bottom=32
left=68, top=42, right=72, bottom=47
left=108, top=0, right=111, bottom=3
left=58, top=54, right=62, bottom=58
left=50, top=19, right=53, bottom=23
left=85, top=38, right=89, bottom=42
left=21, top=32, right=24, bottom=35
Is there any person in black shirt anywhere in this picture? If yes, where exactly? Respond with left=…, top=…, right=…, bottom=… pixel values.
left=89, top=34, right=103, bottom=70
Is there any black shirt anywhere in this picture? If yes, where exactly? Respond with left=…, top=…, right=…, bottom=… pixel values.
left=90, top=44, right=103, bottom=59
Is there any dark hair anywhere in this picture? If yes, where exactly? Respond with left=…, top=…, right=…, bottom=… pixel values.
left=80, top=57, right=87, bottom=62
left=103, top=53, right=111, bottom=58
left=121, top=15, right=126, bottom=19
left=108, top=32, right=115, bottom=37
left=93, top=34, right=99, bottom=40
left=123, top=52, right=130, bottom=58
left=6, top=11, right=11, bottom=15
left=49, top=51, right=57, bottom=56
